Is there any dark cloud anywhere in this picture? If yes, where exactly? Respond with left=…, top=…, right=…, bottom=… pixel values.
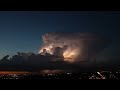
left=0, top=32, right=113, bottom=73
left=0, top=52, right=118, bottom=72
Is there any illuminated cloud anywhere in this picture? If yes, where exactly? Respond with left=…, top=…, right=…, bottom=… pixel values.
left=39, top=32, right=111, bottom=62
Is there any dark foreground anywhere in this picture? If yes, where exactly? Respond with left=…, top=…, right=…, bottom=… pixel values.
left=0, top=70, right=120, bottom=79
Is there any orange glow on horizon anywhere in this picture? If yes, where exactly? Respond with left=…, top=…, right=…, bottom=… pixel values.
left=0, top=71, right=30, bottom=74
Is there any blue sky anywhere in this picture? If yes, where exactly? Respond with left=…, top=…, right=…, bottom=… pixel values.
left=0, top=11, right=120, bottom=60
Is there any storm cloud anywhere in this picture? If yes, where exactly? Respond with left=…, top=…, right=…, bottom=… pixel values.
left=39, top=32, right=111, bottom=62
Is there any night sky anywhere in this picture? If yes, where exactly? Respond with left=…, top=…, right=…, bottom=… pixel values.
left=0, top=11, right=120, bottom=62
